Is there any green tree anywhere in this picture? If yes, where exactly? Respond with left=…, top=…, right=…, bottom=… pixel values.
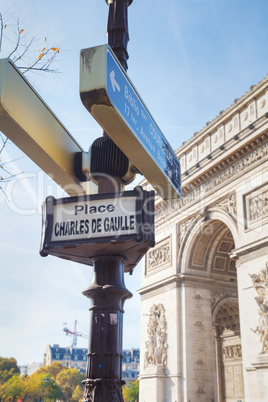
left=0, top=373, right=26, bottom=401
left=56, top=369, right=85, bottom=402
left=0, top=361, right=85, bottom=401
left=0, top=357, right=20, bottom=385
left=72, top=384, right=84, bottom=401
left=25, top=372, right=63, bottom=401
left=123, top=380, right=139, bottom=402
left=35, top=362, right=67, bottom=380
left=0, top=371, right=62, bottom=402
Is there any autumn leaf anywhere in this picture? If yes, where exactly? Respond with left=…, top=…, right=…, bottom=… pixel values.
left=51, top=47, right=60, bottom=54
left=45, top=37, right=47, bottom=42
left=38, top=54, right=44, bottom=60
left=4, top=24, right=7, bottom=29
left=41, top=48, right=46, bottom=52
left=19, top=29, right=24, bottom=34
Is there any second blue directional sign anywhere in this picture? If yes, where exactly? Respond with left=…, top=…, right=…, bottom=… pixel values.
left=80, top=44, right=181, bottom=199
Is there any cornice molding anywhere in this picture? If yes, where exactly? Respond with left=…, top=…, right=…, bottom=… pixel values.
left=230, top=236, right=268, bottom=258
left=139, top=273, right=237, bottom=297
left=176, top=74, right=268, bottom=154
left=180, top=117, right=268, bottom=186
left=155, top=136, right=268, bottom=225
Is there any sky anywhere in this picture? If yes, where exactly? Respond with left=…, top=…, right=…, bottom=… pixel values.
left=0, top=0, right=268, bottom=367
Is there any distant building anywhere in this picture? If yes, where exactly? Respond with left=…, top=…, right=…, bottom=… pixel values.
left=44, top=344, right=140, bottom=380
left=27, top=362, right=43, bottom=375
left=19, top=362, right=43, bottom=376
left=43, top=344, right=87, bottom=374
left=19, top=366, right=28, bottom=376
left=122, top=348, right=140, bottom=364
left=122, top=348, right=140, bottom=385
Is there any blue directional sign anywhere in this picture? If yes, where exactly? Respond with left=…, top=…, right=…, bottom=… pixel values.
left=80, top=45, right=181, bottom=199
left=105, top=47, right=181, bottom=197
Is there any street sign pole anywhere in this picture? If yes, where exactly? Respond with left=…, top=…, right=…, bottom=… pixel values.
left=81, top=2, right=139, bottom=401
left=82, top=256, right=132, bottom=400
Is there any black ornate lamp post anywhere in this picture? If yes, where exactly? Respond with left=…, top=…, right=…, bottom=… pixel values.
left=82, top=2, right=135, bottom=401
left=82, top=257, right=132, bottom=401
left=105, top=0, right=133, bottom=72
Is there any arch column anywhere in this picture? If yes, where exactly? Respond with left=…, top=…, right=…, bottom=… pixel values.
left=213, top=325, right=223, bottom=402
left=179, top=217, right=241, bottom=401
left=180, top=281, right=217, bottom=401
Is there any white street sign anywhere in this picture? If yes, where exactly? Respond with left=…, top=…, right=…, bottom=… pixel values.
left=51, top=196, right=137, bottom=242
left=40, top=187, right=155, bottom=272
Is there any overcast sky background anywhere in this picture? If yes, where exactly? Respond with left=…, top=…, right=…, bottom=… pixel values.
left=0, top=0, right=268, bottom=366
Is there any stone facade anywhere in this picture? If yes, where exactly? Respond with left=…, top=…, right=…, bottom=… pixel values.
left=139, top=74, right=268, bottom=401
left=43, top=344, right=88, bottom=373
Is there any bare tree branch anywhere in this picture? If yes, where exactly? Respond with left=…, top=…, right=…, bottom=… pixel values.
left=0, top=13, right=3, bottom=53
left=0, top=10, right=62, bottom=197
left=13, top=36, right=34, bottom=63
left=7, top=19, right=21, bottom=59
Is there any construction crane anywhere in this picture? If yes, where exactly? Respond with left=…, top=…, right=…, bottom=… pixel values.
left=63, top=320, right=88, bottom=347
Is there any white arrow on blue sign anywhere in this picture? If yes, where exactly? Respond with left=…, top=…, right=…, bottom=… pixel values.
left=80, top=44, right=181, bottom=199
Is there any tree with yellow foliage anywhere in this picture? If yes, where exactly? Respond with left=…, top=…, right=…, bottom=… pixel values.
left=35, top=361, right=67, bottom=380
left=0, top=357, right=20, bottom=386
left=56, top=368, right=85, bottom=402
left=123, top=380, right=139, bottom=402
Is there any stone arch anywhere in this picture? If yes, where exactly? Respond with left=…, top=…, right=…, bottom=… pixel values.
left=212, top=296, right=239, bottom=326
left=178, top=208, right=238, bottom=276
left=178, top=212, right=244, bottom=400
left=212, top=299, right=245, bottom=402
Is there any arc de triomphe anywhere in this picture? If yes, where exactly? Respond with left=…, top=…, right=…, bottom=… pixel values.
left=139, top=74, right=268, bottom=402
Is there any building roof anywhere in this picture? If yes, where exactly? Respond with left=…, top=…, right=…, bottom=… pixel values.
left=49, top=344, right=88, bottom=362
left=122, top=348, right=140, bottom=363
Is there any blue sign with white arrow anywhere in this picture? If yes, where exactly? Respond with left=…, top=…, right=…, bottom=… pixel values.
left=106, top=47, right=181, bottom=197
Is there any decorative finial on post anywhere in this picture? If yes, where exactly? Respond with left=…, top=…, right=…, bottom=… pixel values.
left=105, top=0, right=133, bottom=71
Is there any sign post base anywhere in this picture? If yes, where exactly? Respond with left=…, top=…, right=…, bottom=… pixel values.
left=82, top=256, right=132, bottom=401
left=82, top=378, right=125, bottom=402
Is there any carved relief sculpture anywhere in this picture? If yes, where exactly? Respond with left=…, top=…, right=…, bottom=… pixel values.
left=250, top=262, right=268, bottom=353
left=177, top=217, right=196, bottom=253
left=248, top=188, right=268, bottom=222
left=144, top=304, right=167, bottom=368
left=147, top=238, right=171, bottom=273
left=211, top=292, right=226, bottom=309
left=222, top=345, right=242, bottom=359
left=215, top=193, right=237, bottom=220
